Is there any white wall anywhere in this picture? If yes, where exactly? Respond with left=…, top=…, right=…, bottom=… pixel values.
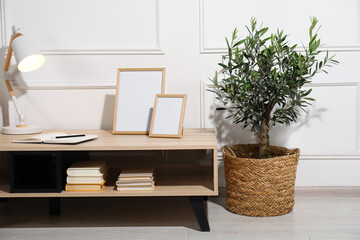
left=1, top=0, right=360, bottom=186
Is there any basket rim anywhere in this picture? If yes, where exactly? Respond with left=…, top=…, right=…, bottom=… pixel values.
left=222, top=143, right=300, bottom=160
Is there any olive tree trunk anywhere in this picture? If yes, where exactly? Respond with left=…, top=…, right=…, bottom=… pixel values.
left=258, top=118, right=270, bottom=159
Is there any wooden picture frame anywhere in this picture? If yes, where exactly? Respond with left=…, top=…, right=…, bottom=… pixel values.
left=149, top=94, right=187, bottom=138
left=113, top=68, right=165, bottom=135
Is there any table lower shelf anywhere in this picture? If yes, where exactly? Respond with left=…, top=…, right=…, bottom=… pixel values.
left=0, top=185, right=217, bottom=198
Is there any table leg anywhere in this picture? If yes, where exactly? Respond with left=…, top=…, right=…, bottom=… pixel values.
left=49, top=197, right=61, bottom=216
left=189, top=196, right=210, bottom=232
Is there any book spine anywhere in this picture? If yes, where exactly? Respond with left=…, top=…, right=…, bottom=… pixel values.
left=65, top=184, right=105, bottom=191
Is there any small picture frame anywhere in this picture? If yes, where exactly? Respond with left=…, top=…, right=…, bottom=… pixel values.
left=149, top=94, right=187, bottom=138
left=113, top=68, right=165, bottom=135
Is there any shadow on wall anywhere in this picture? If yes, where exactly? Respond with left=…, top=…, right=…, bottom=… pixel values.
left=100, top=94, right=115, bottom=130
left=270, top=102, right=327, bottom=147
left=209, top=104, right=257, bottom=148
left=209, top=101, right=327, bottom=148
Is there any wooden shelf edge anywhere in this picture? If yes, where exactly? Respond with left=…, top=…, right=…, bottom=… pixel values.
left=0, top=185, right=218, bottom=198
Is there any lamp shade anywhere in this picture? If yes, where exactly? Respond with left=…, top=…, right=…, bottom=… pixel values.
left=11, top=35, right=45, bottom=72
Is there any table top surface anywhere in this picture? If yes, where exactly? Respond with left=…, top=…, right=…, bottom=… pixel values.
left=0, top=128, right=218, bottom=151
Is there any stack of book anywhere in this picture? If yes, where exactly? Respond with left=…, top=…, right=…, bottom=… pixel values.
left=65, top=160, right=107, bottom=191
left=116, top=168, right=155, bottom=191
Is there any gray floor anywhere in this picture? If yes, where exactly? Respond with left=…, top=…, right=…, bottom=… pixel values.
left=0, top=188, right=359, bottom=240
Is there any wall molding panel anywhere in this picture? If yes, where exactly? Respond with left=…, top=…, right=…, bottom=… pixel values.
left=1, top=0, right=164, bottom=55
left=201, top=79, right=360, bottom=159
left=217, top=160, right=360, bottom=187
left=200, top=0, right=360, bottom=54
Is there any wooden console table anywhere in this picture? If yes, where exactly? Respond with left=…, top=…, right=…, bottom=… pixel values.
left=0, top=128, right=218, bottom=231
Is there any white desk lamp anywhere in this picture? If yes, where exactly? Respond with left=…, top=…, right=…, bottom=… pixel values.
left=2, top=26, right=45, bottom=134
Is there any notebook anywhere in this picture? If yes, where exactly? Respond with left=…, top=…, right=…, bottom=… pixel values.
left=12, top=132, right=98, bottom=144
left=118, top=168, right=154, bottom=178
left=67, top=160, right=107, bottom=176
left=116, top=184, right=155, bottom=191
left=65, top=180, right=106, bottom=191
left=66, top=174, right=107, bottom=184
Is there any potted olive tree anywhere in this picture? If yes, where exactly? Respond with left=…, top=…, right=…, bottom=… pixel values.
left=210, top=17, right=338, bottom=217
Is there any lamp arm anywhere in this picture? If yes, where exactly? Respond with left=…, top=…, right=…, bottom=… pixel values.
left=4, top=33, right=22, bottom=72
left=3, top=32, right=27, bottom=127
left=4, top=80, right=26, bottom=126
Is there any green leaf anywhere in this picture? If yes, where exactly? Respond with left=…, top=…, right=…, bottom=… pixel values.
left=218, top=63, right=228, bottom=69
left=302, top=89, right=312, bottom=97
left=251, top=17, right=256, bottom=32
left=309, top=17, right=318, bottom=39
left=233, top=39, right=245, bottom=47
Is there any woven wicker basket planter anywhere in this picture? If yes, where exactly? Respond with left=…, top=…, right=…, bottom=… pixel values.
left=222, top=144, right=300, bottom=217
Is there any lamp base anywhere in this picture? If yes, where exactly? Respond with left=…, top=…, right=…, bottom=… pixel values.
left=2, top=125, right=42, bottom=135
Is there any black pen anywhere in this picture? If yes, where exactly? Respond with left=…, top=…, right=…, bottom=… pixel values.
left=56, top=134, right=86, bottom=139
